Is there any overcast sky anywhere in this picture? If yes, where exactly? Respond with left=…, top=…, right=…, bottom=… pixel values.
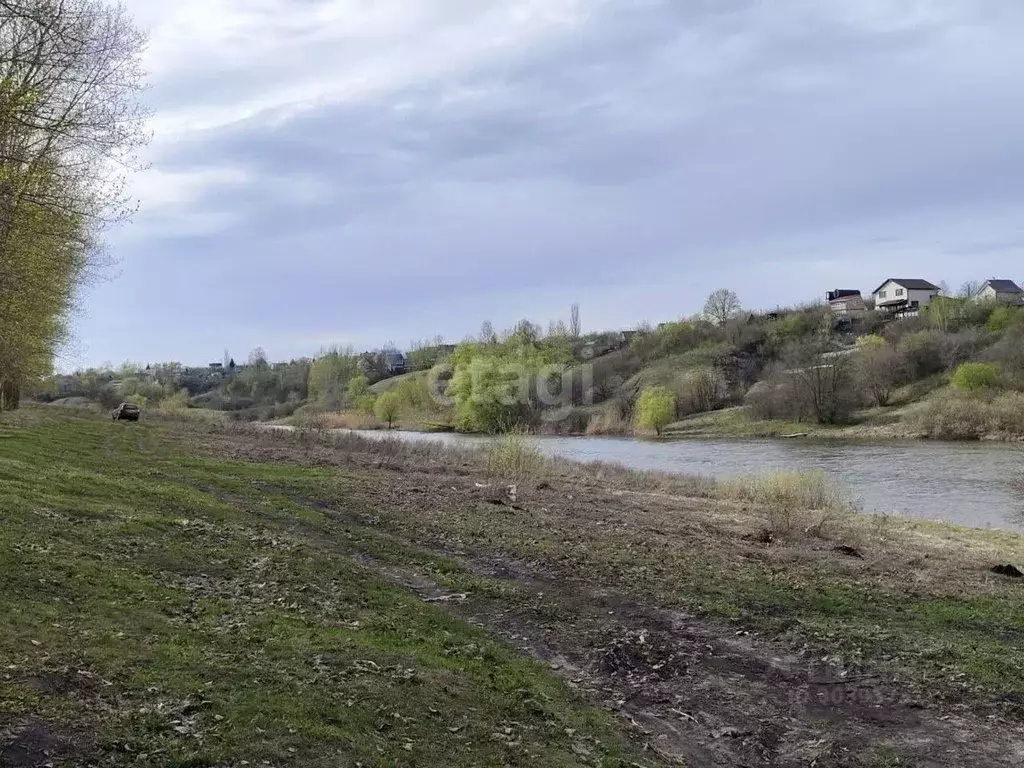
left=69, top=0, right=1024, bottom=368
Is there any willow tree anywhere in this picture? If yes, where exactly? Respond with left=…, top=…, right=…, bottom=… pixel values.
left=0, top=0, right=149, bottom=409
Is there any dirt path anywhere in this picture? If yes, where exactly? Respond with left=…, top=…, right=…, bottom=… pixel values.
left=252, top=479, right=1024, bottom=768
left=199, top=428, right=1024, bottom=767
left=347, top=548, right=1024, bottom=767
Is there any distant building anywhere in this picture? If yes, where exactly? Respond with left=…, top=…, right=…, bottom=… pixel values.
left=383, top=351, right=406, bottom=375
left=871, top=279, right=940, bottom=319
left=826, top=289, right=867, bottom=316
left=974, top=279, right=1023, bottom=305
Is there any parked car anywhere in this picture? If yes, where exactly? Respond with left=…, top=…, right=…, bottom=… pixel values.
left=111, top=402, right=141, bottom=422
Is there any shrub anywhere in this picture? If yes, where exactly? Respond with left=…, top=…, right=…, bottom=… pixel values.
left=910, top=391, right=1024, bottom=439
left=897, top=330, right=944, bottom=380
left=984, top=327, right=1024, bottom=387
left=634, top=386, right=677, bottom=435
left=373, top=391, right=402, bottom=429
left=678, top=367, right=725, bottom=415
left=855, top=334, right=886, bottom=350
left=987, top=306, right=1023, bottom=333
left=484, top=432, right=546, bottom=481
left=346, top=374, right=371, bottom=405
left=781, top=340, right=858, bottom=424
left=939, top=328, right=993, bottom=371
left=158, top=389, right=190, bottom=415
left=585, top=409, right=631, bottom=436
left=855, top=342, right=902, bottom=407
left=951, top=362, right=1001, bottom=392
left=719, top=471, right=853, bottom=535
left=768, top=307, right=829, bottom=342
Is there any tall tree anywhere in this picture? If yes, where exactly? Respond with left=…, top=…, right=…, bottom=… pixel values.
left=958, top=280, right=982, bottom=299
left=569, top=303, right=581, bottom=339
left=0, top=0, right=149, bottom=409
left=703, top=289, right=742, bottom=325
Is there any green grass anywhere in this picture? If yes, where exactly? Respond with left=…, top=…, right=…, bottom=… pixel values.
left=0, top=408, right=650, bottom=766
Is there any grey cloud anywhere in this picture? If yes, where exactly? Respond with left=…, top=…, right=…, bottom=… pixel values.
left=84, top=0, right=1024, bottom=365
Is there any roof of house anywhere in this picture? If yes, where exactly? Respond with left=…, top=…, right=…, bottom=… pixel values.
left=871, top=278, right=940, bottom=294
left=827, top=289, right=862, bottom=300
left=981, top=279, right=1023, bottom=294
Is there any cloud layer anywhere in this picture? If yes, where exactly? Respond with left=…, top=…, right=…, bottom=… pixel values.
left=72, top=0, right=1024, bottom=367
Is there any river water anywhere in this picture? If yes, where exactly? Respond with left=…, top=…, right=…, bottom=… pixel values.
left=345, top=429, right=1024, bottom=532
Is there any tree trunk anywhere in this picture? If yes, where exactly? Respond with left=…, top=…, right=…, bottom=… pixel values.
left=0, top=378, right=21, bottom=411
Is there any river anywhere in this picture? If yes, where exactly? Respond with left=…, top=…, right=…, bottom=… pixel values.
left=341, top=429, right=1024, bottom=532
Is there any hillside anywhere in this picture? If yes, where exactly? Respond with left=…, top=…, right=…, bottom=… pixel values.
left=35, top=298, right=1024, bottom=441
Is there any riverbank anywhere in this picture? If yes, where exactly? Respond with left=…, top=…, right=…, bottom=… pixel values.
left=660, top=405, right=924, bottom=440
left=5, top=406, right=1024, bottom=766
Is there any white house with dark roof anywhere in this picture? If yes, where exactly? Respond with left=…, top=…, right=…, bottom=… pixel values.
left=871, top=278, right=940, bottom=318
left=973, top=279, right=1023, bottom=305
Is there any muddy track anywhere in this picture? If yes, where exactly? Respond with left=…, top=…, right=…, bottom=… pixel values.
left=257, top=484, right=1024, bottom=768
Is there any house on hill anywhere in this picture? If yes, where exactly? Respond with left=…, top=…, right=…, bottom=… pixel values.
left=973, top=279, right=1023, bottom=305
left=383, top=351, right=406, bottom=375
left=826, top=289, right=867, bottom=316
left=872, top=279, right=940, bottom=319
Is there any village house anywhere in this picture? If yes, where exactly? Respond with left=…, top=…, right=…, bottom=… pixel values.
left=973, top=279, right=1023, bottom=305
left=826, top=289, right=867, bottom=316
left=871, top=279, right=940, bottom=319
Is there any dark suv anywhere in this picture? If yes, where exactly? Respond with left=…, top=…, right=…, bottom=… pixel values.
left=111, top=402, right=141, bottom=422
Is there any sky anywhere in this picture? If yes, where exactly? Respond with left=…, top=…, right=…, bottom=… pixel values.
left=69, top=0, right=1024, bottom=369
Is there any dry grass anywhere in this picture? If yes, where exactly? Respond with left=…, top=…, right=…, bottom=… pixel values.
left=215, top=421, right=861, bottom=540
left=909, top=390, right=1024, bottom=440
left=585, top=409, right=633, bottom=436
left=300, top=410, right=386, bottom=430
left=718, top=470, right=855, bottom=536
left=484, top=431, right=546, bottom=481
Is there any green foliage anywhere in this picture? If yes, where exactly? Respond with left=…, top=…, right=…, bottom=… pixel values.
left=158, top=389, right=191, bottom=414
left=767, top=307, right=829, bottom=344
left=951, top=362, right=1001, bottom=392
left=0, top=413, right=648, bottom=767
left=855, top=334, right=887, bottom=350
left=447, top=330, right=573, bottom=433
left=373, top=391, right=402, bottom=428
left=308, top=348, right=359, bottom=404
left=987, top=306, right=1023, bottom=333
left=346, top=373, right=370, bottom=403
left=484, top=431, right=546, bottom=480
left=634, top=386, right=676, bottom=435
left=0, top=4, right=148, bottom=409
left=406, top=337, right=451, bottom=371
left=927, top=297, right=998, bottom=333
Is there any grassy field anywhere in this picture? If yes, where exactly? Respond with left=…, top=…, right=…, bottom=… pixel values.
left=0, top=409, right=649, bottom=767
left=4, top=407, right=1024, bottom=766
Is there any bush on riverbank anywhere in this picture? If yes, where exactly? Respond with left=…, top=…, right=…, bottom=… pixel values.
left=909, top=390, right=1024, bottom=439
left=720, top=470, right=854, bottom=535
left=484, top=431, right=546, bottom=481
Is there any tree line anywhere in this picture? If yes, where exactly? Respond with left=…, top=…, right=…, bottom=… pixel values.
left=0, top=0, right=147, bottom=411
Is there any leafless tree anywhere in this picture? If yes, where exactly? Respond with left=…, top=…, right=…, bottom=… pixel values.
left=0, top=0, right=149, bottom=229
left=248, top=347, right=268, bottom=369
left=681, top=367, right=724, bottom=414
left=703, top=288, right=743, bottom=325
left=783, top=343, right=857, bottom=425
left=569, top=302, right=581, bottom=339
left=855, top=344, right=903, bottom=407
left=479, top=320, right=496, bottom=344
left=957, top=280, right=983, bottom=299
